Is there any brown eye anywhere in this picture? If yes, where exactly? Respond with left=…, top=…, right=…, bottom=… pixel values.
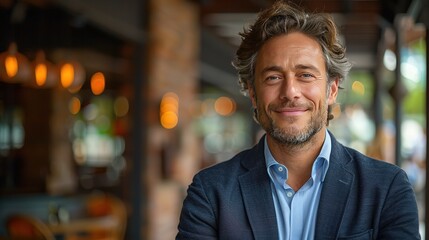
left=267, top=76, right=280, bottom=80
left=265, top=76, right=282, bottom=83
left=298, top=73, right=316, bottom=82
left=301, top=73, right=314, bottom=78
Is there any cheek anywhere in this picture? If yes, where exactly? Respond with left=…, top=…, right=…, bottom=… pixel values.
left=259, top=91, right=277, bottom=109
left=303, top=85, right=327, bottom=107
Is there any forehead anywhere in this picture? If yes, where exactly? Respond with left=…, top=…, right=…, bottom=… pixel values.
left=256, top=32, right=325, bottom=69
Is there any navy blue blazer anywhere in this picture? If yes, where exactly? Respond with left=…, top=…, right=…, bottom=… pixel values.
left=177, top=133, right=420, bottom=239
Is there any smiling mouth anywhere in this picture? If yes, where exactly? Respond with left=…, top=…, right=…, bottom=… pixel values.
left=269, top=101, right=312, bottom=118
left=275, top=108, right=307, bottom=116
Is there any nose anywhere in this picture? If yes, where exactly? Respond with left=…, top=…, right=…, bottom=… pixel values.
left=279, top=77, right=300, bottom=101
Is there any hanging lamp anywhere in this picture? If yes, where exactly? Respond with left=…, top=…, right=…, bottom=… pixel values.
left=0, top=42, right=31, bottom=83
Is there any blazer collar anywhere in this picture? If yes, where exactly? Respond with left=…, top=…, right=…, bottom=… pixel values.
left=315, top=133, right=354, bottom=239
left=239, top=133, right=354, bottom=239
left=239, top=137, right=279, bottom=239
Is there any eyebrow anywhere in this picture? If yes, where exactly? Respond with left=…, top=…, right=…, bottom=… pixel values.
left=260, top=64, right=322, bottom=75
left=260, top=65, right=283, bottom=75
left=294, top=64, right=322, bottom=74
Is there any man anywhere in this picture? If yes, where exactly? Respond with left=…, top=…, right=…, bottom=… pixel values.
left=177, top=1, right=420, bottom=239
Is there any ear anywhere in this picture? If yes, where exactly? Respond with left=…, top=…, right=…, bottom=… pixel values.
left=328, top=78, right=339, bottom=105
left=248, top=87, right=257, bottom=108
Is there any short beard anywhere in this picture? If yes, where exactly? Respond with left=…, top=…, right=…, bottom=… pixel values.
left=259, top=104, right=327, bottom=148
left=253, top=81, right=333, bottom=147
left=268, top=118, right=323, bottom=147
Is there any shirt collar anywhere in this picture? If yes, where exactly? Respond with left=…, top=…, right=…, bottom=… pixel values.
left=264, top=129, right=331, bottom=182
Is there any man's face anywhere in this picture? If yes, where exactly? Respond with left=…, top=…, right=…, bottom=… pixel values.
left=250, top=32, right=338, bottom=145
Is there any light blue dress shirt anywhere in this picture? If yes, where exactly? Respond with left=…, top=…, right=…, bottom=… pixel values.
left=264, top=130, right=331, bottom=240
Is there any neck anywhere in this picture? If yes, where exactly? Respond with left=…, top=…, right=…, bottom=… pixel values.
left=267, top=128, right=326, bottom=191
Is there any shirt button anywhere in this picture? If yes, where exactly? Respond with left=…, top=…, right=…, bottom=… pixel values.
left=286, top=191, right=293, bottom=198
left=278, top=167, right=283, bottom=172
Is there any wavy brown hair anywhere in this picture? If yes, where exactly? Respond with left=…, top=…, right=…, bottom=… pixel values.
left=232, top=0, right=352, bottom=96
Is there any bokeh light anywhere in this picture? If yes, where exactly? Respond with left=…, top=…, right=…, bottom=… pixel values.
left=352, top=80, right=365, bottom=95
left=5, top=55, right=18, bottom=78
left=35, top=63, right=48, bottom=86
left=114, top=96, right=129, bottom=117
left=160, top=92, right=179, bottom=129
left=60, top=63, right=74, bottom=88
left=69, top=97, right=81, bottom=115
left=214, top=96, right=236, bottom=116
left=91, top=72, right=105, bottom=95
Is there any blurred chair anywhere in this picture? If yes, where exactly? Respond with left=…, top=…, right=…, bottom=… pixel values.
left=77, top=192, right=127, bottom=240
left=6, top=214, right=55, bottom=240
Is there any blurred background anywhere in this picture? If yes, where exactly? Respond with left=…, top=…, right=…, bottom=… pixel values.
left=0, top=0, right=427, bottom=239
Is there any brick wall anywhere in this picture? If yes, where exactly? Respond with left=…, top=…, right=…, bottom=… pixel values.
left=145, top=0, right=200, bottom=239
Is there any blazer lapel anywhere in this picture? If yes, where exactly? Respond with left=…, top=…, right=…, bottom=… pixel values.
left=238, top=139, right=279, bottom=240
left=315, top=135, right=354, bottom=239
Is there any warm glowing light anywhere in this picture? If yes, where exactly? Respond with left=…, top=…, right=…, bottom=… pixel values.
left=161, top=102, right=178, bottom=114
left=160, top=92, right=179, bottom=129
left=352, top=81, right=365, bottom=95
left=58, top=61, right=85, bottom=92
left=114, top=97, right=129, bottom=117
left=0, top=43, right=31, bottom=83
left=91, top=72, right=105, bottom=95
left=61, top=63, right=75, bottom=88
left=5, top=55, right=18, bottom=78
left=31, top=51, right=58, bottom=88
left=69, top=97, right=81, bottom=115
left=161, top=111, right=179, bottom=129
left=214, top=96, right=236, bottom=116
left=35, top=63, right=48, bottom=86
left=163, top=92, right=179, bottom=102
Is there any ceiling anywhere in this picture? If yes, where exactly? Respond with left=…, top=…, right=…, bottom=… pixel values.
left=199, top=0, right=425, bottom=63
left=198, top=0, right=428, bottom=98
left=1, top=0, right=427, bottom=99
